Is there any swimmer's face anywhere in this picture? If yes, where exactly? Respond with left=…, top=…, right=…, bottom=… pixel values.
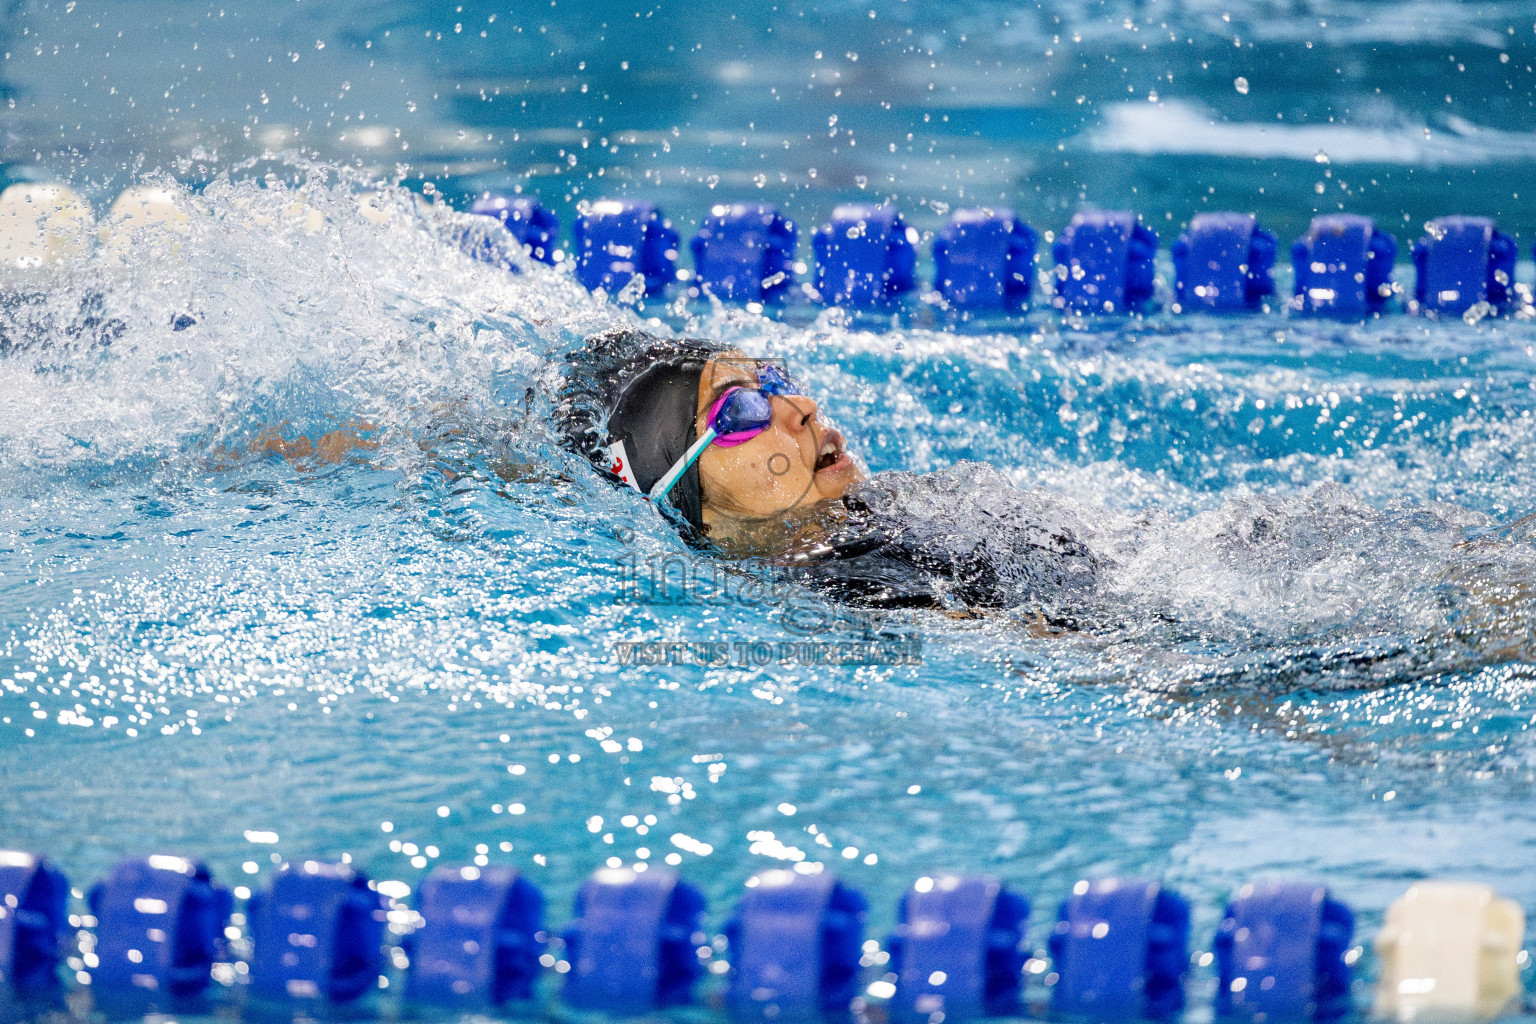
left=694, top=355, right=864, bottom=531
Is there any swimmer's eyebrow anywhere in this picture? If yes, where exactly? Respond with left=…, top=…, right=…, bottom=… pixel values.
left=704, top=380, right=739, bottom=407
left=702, top=366, right=758, bottom=409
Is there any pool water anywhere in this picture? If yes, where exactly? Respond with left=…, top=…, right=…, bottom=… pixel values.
left=5, top=0, right=1536, bottom=1016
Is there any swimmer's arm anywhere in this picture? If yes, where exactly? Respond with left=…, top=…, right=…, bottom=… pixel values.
left=238, top=419, right=381, bottom=466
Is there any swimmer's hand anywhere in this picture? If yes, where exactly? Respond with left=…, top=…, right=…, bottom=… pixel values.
left=247, top=420, right=380, bottom=466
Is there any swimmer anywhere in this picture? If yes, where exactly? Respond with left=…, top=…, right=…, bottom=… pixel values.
left=557, top=328, right=1103, bottom=624
left=557, top=332, right=1536, bottom=673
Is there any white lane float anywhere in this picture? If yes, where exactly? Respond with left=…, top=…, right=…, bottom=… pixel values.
left=1374, top=881, right=1526, bottom=1022
left=0, top=183, right=95, bottom=284
left=99, top=185, right=195, bottom=264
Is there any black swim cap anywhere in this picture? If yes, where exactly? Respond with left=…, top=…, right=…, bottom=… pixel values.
left=555, top=328, right=725, bottom=534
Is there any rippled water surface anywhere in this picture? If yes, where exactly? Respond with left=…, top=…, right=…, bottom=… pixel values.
left=4, top=0, right=1536, bottom=1015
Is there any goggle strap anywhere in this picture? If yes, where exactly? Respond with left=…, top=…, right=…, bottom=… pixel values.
left=649, top=427, right=717, bottom=504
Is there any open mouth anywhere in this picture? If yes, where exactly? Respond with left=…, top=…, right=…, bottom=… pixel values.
left=814, top=430, right=846, bottom=472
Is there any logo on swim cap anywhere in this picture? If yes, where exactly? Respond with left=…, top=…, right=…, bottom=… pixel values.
left=606, top=440, right=643, bottom=492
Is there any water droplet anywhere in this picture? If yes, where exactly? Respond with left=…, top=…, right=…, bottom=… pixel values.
left=1234, top=77, right=1249, bottom=94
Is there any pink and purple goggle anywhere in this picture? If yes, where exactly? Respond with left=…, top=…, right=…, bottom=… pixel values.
left=647, top=363, right=803, bottom=502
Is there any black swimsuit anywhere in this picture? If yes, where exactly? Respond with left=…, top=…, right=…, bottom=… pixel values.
left=786, top=468, right=1106, bottom=627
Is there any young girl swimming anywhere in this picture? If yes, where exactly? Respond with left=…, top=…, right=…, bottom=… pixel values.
left=556, top=326, right=1536, bottom=670
left=556, top=328, right=1106, bottom=625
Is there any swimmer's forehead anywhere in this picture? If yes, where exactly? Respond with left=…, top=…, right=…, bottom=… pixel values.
left=701, top=352, right=799, bottom=384
left=703, top=352, right=758, bottom=384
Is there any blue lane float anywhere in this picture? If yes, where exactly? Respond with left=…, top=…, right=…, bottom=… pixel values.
left=724, top=870, right=866, bottom=1020
left=1214, top=881, right=1354, bottom=1023
left=690, top=203, right=798, bottom=303
left=87, top=855, right=231, bottom=1001
left=469, top=194, right=560, bottom=265
left=0, top=851, right=69, bottom=999
left=3, top=847, right=1529, bottom=1022
left=886, top=875, right=1030, bottom=1022
left=573, top=199, right=679, bottom=295
left=404, top=864, right=543, bottom=1007
left=1172, top=212, right=1278, bottom=313
left=562, top=867, right=706, bottom=1013
left=1412, top=216, right=1517, bottom=315
left=1048, top=877, right=1190, bottom=1020
left=812, top=203, right=918, bottom=306
left=1052, top=210, right=1159, bottom=314
left=932, top=208, right=1038, bottom=310
left=1291, top=215, right=1397, bottom=318
left=246, top=860, right=386, bottom=1004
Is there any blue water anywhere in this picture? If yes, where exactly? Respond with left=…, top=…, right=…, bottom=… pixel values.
left=5, top=0, right=1536, bottom=1016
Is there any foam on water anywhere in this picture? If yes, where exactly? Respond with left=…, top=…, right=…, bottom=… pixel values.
left=3, top=167, right=1536, bottom=971
left=0, top=170, right=607, bottom=470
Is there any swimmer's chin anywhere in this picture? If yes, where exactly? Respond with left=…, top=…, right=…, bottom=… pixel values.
left=702, top=494, right=858, bottom=558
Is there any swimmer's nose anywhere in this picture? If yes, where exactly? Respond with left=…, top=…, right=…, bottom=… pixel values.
left=774, top=393, right=819, bottom=433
